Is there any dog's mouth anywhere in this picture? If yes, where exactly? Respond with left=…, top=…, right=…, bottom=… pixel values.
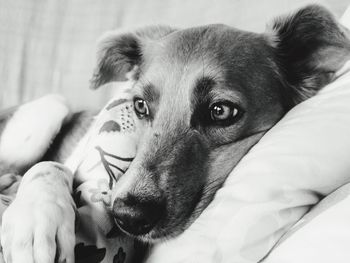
left=114, top=216, right=154, bottom=237
left=113, top=214, right=189, bottom=243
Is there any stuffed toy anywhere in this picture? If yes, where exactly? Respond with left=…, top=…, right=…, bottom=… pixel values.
left=0, top=83, right=147, bottom=262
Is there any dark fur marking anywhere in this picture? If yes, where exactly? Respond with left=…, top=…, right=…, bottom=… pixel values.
left=90, top=26, right=176, bottom=89
left=272, top=5, right=350, bottom=106
left=142, top=84, right=159, bottom=104
left=190, top=76, right=216, bottom=128
left=93, top=34, right=142, bottom=87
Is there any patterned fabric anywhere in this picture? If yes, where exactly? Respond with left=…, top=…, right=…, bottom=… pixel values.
left=71, top=89, right=146, bottom=263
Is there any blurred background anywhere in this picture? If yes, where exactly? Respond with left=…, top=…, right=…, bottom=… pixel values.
left=0, top=0, right=349, bottom=111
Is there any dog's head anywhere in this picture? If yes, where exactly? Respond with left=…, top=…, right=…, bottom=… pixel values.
left=91, top=5, right=350, bottom=242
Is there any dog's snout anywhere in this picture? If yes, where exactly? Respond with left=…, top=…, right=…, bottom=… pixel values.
left=113, top=194, right=165, bottom=236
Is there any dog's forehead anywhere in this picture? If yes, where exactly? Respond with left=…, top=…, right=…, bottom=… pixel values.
left=158, top=24, right=268, bottom=63
left=140, top=25, right=234, bottom=92
left=162, top=25, right=229, bottom=59
left=143, top=26, right=272, bottom=90
left=148, top=25, right=231, bottom=70
left=142, top=24, right=273, bottom=84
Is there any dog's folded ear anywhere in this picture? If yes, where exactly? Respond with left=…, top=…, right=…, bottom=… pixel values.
left=269, top=5, right=350, bottom=107
left=90, top=25, right=176, bottom=89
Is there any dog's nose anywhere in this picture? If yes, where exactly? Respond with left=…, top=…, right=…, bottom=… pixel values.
left=112, top=194, right=165, bottom=235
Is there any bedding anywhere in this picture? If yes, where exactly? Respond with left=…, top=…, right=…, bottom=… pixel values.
left=264, top=182, right=350, bottom=262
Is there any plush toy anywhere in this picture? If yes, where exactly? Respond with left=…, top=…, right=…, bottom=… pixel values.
left=0, top=84, right=147, bottom=262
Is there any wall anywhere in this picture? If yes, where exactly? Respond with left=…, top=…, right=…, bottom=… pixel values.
left=0, top=0, right=347, bottom=110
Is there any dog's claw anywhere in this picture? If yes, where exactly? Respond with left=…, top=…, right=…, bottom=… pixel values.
left=0, top=162, right=76, bottom=263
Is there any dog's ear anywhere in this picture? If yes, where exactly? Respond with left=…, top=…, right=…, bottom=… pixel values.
left=269, top=5, right=350, bottom=106
left=90, top=25, right=176, bottom=89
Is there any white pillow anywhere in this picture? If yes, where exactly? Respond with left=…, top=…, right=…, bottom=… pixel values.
left=264, top=182, right=350, bottom=263
left=262, top=6, right=350, bottom=263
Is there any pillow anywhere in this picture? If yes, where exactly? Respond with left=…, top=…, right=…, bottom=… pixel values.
left=145, top=26, right=350, bottom=263
left=264, top=182, right=350, bottom=263
left=65, top=83, right=147, bottom=263
left=261, top=6, right=350, bottom=263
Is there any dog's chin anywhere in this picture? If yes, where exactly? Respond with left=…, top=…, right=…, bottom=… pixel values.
left=116, top=226, right=182, bottom=244
left=114, top=217, right=192, bottom=244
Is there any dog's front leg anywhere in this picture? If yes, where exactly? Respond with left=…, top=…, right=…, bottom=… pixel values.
left=1, top=161, right=75, bottom=263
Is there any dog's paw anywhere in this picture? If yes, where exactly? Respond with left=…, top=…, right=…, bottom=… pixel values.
left=0, top=162, right=76, bottom=263
left=1, top=198, right=76, bottom=263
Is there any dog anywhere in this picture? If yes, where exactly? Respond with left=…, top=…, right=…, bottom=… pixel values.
left=1, top=4, right=350, bottom=263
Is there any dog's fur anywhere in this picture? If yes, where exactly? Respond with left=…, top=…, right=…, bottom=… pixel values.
left=1, top=5, right=350, bottom=262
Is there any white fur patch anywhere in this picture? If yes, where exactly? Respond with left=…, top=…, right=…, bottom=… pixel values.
left=0, top=94, right=70, bottom=170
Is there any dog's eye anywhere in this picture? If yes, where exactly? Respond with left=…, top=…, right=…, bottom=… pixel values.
left=210, top=102, right=239, bottom=122
left=134, top=98, right=149, bottom=117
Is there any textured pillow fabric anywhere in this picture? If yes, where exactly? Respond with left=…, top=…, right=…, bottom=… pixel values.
left=264, top=182, right=350, bottom=263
